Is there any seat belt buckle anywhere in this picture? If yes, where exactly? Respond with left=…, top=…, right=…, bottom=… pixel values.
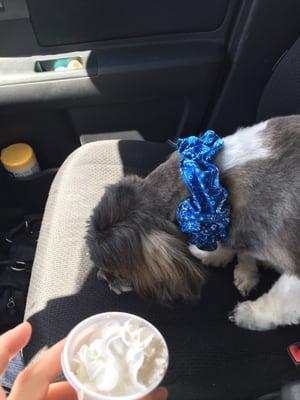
left=288, top=343, right=300, bottom=371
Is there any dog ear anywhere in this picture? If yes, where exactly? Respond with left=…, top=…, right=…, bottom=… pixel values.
left=86, top=175, right=145, bottom=268
left=89, top=175, right=144, bottom=233
left=132, top=225, right=206, bottom=303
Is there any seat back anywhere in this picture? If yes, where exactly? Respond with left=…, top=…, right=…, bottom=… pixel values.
left=257, top=37, right=300, bottom=121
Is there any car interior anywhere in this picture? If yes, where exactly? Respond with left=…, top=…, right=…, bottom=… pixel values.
left=0, top=0, right=300, bottom=399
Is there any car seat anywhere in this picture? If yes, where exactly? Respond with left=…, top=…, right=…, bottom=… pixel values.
left=23, top=37, right=300, bottom=400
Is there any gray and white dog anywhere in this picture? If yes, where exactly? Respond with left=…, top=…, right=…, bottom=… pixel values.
left=87, top=115, right=300, bottom=331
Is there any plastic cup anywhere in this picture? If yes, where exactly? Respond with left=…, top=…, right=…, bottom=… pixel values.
left=61, top=312, right=169, bottom=400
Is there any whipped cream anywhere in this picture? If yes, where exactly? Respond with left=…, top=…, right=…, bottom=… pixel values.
left=72, top=317, right=168, bottom=397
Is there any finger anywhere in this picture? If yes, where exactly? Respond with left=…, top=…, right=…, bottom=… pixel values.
left=0, top=322, right=32, bottom=375
left=9, top=339, right=66, bottom=400
left=0, top=387, right=7, bottom=400
left=28, top=339, right=66, bottom=382
left=143, top=387, right=168, bottom=400
left=46, top=382, right=77, bottom=400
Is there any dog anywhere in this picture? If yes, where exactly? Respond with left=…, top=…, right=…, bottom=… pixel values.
left=87, top=115, right=300, bottom=331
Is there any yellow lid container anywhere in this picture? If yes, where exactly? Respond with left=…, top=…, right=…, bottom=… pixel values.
left=67, top=59, right=83, bottom=70
left=1, top=143, right=40, bottom=177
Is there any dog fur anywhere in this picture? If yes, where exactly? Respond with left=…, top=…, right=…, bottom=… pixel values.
left=87, top=115, right=300, bottom=330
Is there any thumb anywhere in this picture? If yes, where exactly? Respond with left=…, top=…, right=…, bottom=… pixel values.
left=144, top=387, right=168, bottom=400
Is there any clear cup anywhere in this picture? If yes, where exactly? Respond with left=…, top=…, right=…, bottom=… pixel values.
left=61, top=312, right=169, bottom=400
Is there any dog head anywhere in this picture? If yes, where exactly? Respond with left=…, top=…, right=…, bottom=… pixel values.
left=86, top=175, right=205, bottom=303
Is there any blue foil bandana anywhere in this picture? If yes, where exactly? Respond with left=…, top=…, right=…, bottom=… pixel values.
left=176, top=131, right=230, bottom=251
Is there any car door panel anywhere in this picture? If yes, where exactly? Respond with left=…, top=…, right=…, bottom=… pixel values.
left=27, top=0, right=230, bottom=46
left=0, top=0, right=299, bottom=168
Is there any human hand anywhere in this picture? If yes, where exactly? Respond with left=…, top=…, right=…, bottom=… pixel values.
left=0, top=322, right=76, bottom=400
left=0, top=322, right=168, bottom=400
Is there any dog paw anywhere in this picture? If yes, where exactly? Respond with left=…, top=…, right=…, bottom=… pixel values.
left=189, top=245, right=234, bottom=268
left=234, top=263, right=259, bottom=297
left=229, top=301, right=276, bottom=331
